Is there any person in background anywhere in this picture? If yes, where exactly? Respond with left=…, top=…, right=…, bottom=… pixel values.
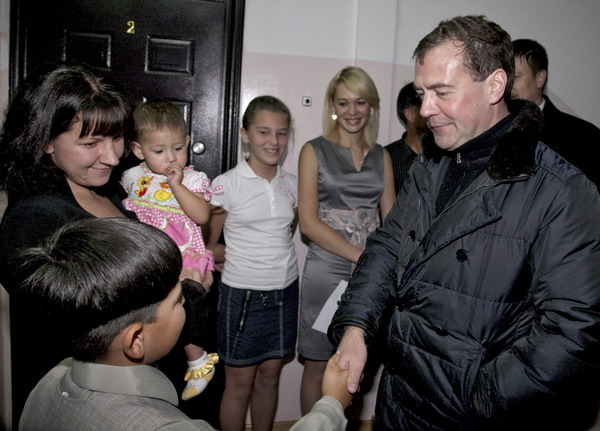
left=297, top=66, right=395, bottom=414
left=330, top=16, right=600, bottom=430
left=0, top=63, right=134, bottom=427
left=122, top=100, right=220, bottom=401
left=512, top=38, right=600, bottom=190
left=385, top=81, right=429, bottom=194
left=206, top=96, right=298, bottom=431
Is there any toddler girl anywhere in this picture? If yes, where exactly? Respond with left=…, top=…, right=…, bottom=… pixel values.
left=121, top=100, right=220, bottom=400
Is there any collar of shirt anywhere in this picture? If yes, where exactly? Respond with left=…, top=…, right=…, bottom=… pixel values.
left=62, top=358, right=179, bottom=406
left=539, top=98, right=546, bottom=111
left=238, top=159, right=282, bottom=180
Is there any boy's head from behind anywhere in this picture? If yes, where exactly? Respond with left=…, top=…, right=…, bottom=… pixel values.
left=21, top=217, right=185, bottom=364
left=131, top=100, right=190, bottom=176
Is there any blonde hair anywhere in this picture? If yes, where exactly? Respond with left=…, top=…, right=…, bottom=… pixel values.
left=322, top=66, right=380, bottom=147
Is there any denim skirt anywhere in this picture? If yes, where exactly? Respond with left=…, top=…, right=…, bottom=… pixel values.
left=217, top=279, right=298, bottom=367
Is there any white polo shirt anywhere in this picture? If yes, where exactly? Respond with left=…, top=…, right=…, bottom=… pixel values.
left=211, top=160, right=298, bottom=290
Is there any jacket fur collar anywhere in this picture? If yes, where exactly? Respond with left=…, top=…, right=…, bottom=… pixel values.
left=488, top=99, right=543, bottom=180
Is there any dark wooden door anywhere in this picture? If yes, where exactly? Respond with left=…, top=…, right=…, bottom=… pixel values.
left=10, top=0, right=244, bottom=179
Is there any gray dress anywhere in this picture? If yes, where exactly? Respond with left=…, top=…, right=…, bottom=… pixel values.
left=298, top=136, right=385, bottom=360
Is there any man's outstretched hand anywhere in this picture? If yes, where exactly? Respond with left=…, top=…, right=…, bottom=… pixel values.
left=335, top=326, right=368, bottom=394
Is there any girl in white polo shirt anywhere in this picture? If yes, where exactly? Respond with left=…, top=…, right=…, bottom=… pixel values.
left=206, top=96, right=298, bottom=431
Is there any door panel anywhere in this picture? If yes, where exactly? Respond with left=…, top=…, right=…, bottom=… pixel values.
left=11, top=0, right=244, bottom=179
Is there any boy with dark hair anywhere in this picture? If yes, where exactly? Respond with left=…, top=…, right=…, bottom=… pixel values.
left=18, top=217, right=214, bottom=430
left=19, top=218, right=352, bottom=431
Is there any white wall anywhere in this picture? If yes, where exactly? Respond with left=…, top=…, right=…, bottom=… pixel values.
left=240, top=0, right=600, bottom=423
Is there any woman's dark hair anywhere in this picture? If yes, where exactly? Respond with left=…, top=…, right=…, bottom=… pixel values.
left=0, top=63, right=133, bottom=198
left=20, top=217, right=182, bottom=362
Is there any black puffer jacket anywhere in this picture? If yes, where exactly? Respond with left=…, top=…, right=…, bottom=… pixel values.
left=330, top=101, right=600, bottom=430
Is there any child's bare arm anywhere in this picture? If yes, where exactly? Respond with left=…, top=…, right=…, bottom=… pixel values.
left=322, top=352, right=353, bottom=409
left=167, top=163, right=211, bottom=225
left=172, top=185, right=211, bottom=225
left=204, top=205, right=227, bottom=264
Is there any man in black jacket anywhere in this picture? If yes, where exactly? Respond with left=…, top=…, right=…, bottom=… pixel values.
left=512, top=38, right=600, bottom=190
left=329, top=15, right=600, bottom=430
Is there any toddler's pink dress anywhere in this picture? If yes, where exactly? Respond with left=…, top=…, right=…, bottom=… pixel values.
left=121, top=162, right=220, bottom=277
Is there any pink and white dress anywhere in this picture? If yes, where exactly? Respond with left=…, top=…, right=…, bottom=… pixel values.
left=121, top=162, right=221, bottom=277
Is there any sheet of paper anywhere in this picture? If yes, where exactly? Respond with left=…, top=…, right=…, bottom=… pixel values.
left=312, top=279, right=348, bottom=334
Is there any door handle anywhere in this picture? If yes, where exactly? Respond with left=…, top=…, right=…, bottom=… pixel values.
left=192, top=142, right=205, bottom=154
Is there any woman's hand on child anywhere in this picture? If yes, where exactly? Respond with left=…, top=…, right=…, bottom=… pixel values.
left=180, top=267, right=198, bottom=282
left=200, top=270, right=213, bottom=292
left=180, top=268, right=211, bottom=287
left=179, top=268, right=212, bottom=293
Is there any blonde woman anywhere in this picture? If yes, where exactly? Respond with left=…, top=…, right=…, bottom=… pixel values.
left=297, top=66, right=396, bottom=413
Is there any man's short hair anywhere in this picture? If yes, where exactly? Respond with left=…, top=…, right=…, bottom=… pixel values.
left=21, top=218, right=182, bottom=362
left=397, top=82, right=421, bottom=125
left=513, top=38, right=548, bottom=91
left=413, top=15, right=514, bottom=100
